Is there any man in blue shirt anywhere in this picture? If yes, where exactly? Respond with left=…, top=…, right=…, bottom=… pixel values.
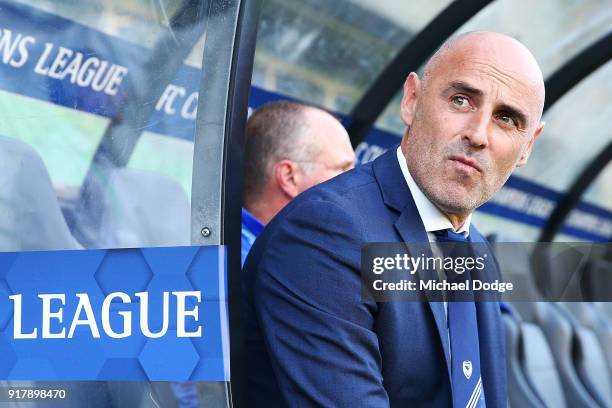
left=241, top=208, right=264, bottom=265
left=241, top=101, right=355, bottom=265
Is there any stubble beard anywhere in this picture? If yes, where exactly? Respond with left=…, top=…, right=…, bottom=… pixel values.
left=405, top=138, right=486, bottom=217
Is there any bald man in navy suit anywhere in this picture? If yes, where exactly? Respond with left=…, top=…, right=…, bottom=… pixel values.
left=243, top=31, right=545, bottom=407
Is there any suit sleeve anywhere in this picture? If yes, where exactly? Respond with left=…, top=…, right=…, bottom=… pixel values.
left=252, top=198, right=389, bottom=407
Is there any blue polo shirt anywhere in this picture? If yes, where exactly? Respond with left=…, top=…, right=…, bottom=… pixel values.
left=241, top=208, right=264, bottom=266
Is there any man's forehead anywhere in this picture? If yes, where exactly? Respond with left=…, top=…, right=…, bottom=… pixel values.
left=441, top=68, right=537, bottom=103
left=426, top=33, right=545, bottom=116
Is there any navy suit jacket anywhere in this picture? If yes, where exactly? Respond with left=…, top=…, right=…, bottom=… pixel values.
left=243, top=148, right=506, bottom=407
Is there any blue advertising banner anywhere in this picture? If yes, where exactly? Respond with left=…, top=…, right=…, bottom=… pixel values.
left=0, top=245, right=229, bottom=381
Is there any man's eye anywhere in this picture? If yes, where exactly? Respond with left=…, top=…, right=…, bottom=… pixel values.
left=496, top=113, right=516, bottom=127
left=451, top=95, right=469, bottom=107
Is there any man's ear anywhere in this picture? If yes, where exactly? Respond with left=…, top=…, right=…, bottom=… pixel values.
left=400, top=72, right=421, bottom=127
left=274, top=160, right=300, bottom=199
left=517, top=121, right=545, bottom=167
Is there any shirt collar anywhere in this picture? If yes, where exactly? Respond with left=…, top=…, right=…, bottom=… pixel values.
left=242, top=208, right=265, bottom=237
left=396, top=146, right=471, bottom=237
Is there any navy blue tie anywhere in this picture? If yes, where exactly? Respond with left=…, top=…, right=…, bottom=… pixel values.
left=434, top=229, right=486, bottom=408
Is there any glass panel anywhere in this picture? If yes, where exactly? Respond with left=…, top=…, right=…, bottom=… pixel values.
left=253, top=0, right=451, bottom=113
left=0, top=90, right=106, bottom=193
left=127, top=131, right=194, bottom=200
left=14, top=0, right=187, bottom=49
left=0, top=0, right=209, bottom=249
left=583, top=161, right=612, bottom=212
left=374, top=0, right=612, bottom=135
left=0, top=0, right=230, bottom=406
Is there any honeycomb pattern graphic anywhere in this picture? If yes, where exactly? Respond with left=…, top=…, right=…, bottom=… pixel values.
left=0, top=246, right=228, bottom=381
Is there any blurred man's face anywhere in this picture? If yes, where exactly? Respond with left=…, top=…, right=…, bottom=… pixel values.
left=296, top=110, right=355, bottom=192
left=400, top=33, right=545, bottom=216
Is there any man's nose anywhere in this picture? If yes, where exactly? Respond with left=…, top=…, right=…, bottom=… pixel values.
left=462, top=110, right=490, bottom=148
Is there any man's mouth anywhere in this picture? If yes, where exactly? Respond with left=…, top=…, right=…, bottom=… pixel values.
left=448, top=155, right=482, bottom=173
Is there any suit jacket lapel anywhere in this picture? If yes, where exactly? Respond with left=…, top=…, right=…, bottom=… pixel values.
left=372, top=148, right=452, bottom=379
